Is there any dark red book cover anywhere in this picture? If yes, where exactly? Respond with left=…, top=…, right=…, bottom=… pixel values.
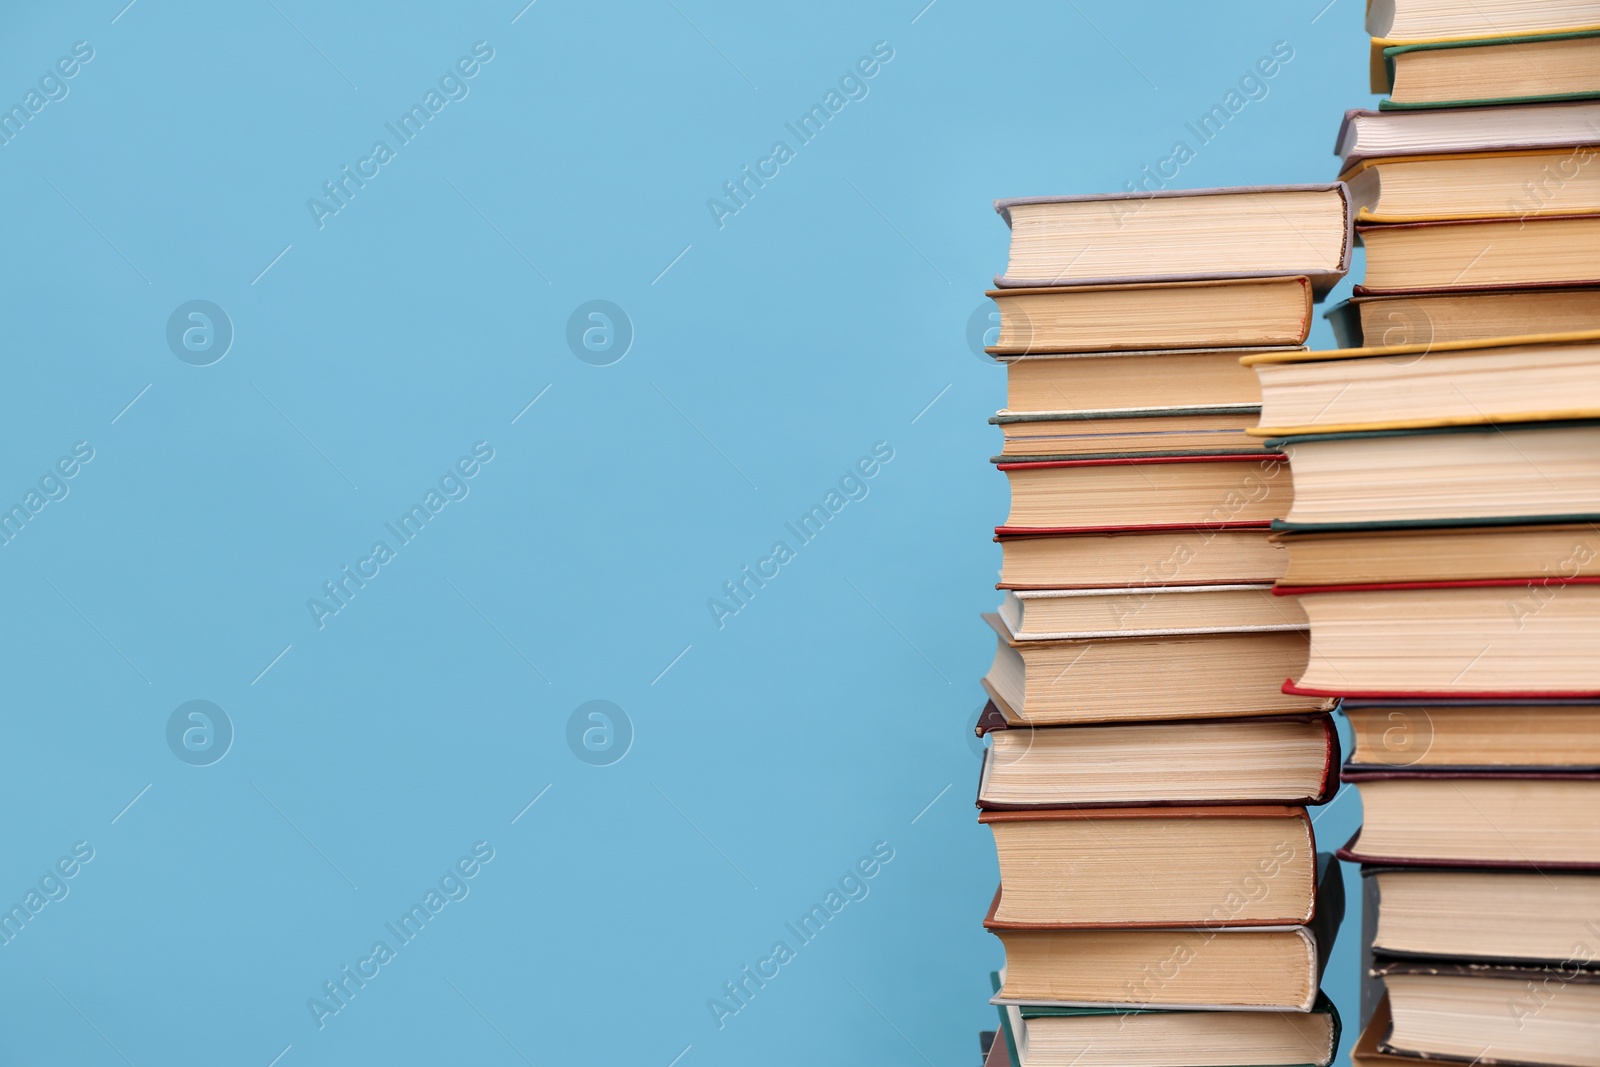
left=974, top=711, right=1339, bottom=809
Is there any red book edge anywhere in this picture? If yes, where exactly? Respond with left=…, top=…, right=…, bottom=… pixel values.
left=1283, top=679, right=1600, bottom=699
left=975, top=713, right=1339, bottom=808
left=1340, top=765, right=1600, bottom=782
left=979, top=883, right=1317, bottom=930
left=1335, top=829, right=1600, bottom=871
left=1275, top=576, right=1600, bottom=596
left=979, top=804, right=1308, bottom=823
left=996, top=520, right=1274, bottom=539
left=998, top=453, right=1284, bottom=472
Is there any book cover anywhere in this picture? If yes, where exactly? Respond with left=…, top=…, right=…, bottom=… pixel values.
left=992, top=185, right=1353, bottom=296
left=1378, top=29, right=1600, bottom=109
left=973, top=712, right=1340, bottom=810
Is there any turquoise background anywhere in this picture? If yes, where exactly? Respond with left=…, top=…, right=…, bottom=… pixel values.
left=0, top=2, right=1374, bottom=1064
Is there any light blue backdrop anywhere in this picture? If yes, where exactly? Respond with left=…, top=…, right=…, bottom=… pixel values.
left=0, top=2, right=1374, bottom=1064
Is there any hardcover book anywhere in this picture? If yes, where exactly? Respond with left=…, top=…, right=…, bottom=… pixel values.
left=1324, top=288, right=1600, bottom=348
left=1334, top=101, right=1600, bottom=169
left=976, top=710, right=1338, bottom=809
left=981, top=805, right=1317, bottom=927
left=1004, top=349, right=1265, bottom=412
left=995, top=522, right=1287, bottom=590
left=1283, top=579, right=1600, bottom=698
left=993, top=185, right=1352, bottom=296
left=1367, top=1, right=1600, bottom=42
left=987, top=854, right=1344, bottom=1011
left=983, top=611, right=1325, bottom=724
left=1000, top=453, right=1290, bottom=530
left=993, top=972, right=1340, bottom=1067
left=1358, top=215, right=1600, bottom=291
left=991, top=405, right=1262, bottom=460
left=1264, top=423, right=1600, bottom=531
left=1337, top=767, right=1600, bottom=867
left=1375, top=960, right=1600, bottom=1067
left=1342, top=700, right=1600, bottom=769
left=1379, top=30, right=1600, bottom=109
left=985, top=278, right=1314, bottom=354
left=1363, top=866, right=1600, bottom=963
left=1342, top=150, right=1600, bottom=223
left=1244, top=332, right=1600, bottom=437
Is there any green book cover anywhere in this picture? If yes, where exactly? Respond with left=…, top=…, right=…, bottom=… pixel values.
left=990, top=448, right=1271, bottom=464
left=988, top=970, right=1342, bottom=1067
left=1380, top=29, right=1600, bottom=110
left=989, top=405, right=1260, bottom=425
left=1262, top=418, right=1600, bottom=449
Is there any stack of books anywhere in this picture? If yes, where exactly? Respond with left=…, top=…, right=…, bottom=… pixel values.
left=1327, top=9, right=1600, bottom=348
left=974, top=185, right=1353, bottom=1067
left=1255, top=7, right=1600, bottom=1065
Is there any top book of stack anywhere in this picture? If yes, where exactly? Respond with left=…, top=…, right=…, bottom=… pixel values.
left=1365, top=1, right=1600, bottom=109
left=989, top=186, right=1353, bottom=355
